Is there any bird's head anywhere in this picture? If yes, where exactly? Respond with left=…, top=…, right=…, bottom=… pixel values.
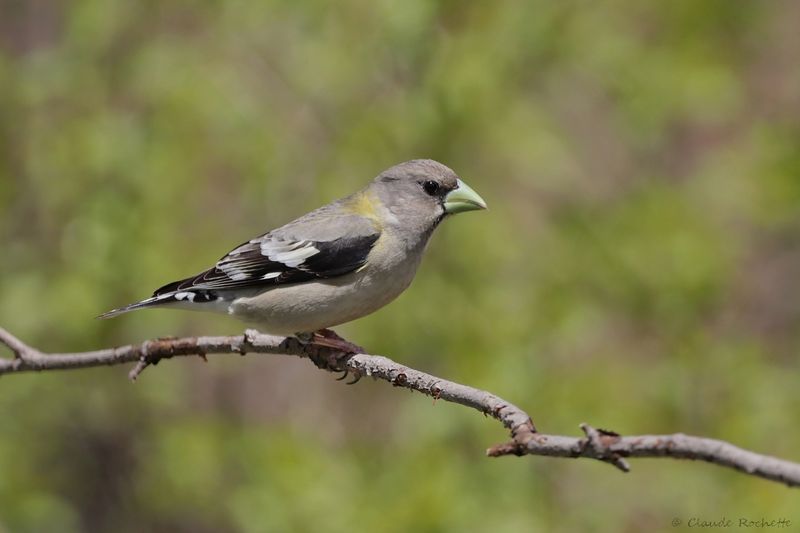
left=369, top=159, right=487, bottom=233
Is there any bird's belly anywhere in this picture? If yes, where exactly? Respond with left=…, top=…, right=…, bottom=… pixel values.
left=228, top=262, right=418, bottom=335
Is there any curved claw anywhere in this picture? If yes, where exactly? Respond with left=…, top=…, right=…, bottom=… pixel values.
left=346, top=373, right=361, bottom=385
left=335, top=370, right=349, bottom=381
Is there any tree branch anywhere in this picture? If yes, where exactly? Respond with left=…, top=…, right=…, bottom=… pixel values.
left=1, top=326, right=798, bottom=488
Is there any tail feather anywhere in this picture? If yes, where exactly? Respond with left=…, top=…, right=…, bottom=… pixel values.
left=98, top=289, right=224, bottom=319
left=97, top=294, right=173, bottom=319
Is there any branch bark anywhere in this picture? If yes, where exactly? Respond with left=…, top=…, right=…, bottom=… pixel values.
left=1, top=326, right=799, bottom=488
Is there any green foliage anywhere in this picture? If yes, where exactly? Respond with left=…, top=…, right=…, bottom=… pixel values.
left=2, top=1, right=799, bottom=531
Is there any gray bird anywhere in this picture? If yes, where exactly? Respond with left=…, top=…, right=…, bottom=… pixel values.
left=100, top=159, right=486, bottom=349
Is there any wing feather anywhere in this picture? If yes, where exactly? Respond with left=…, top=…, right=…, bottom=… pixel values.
left=152, top=223, right=380, bottom=297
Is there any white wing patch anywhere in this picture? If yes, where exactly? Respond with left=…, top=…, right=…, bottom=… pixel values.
left=260, top=239, right=320, bottom=268
left=173, top=291, right=196, bottom=302
left=211, top=238, right=321, bottom=284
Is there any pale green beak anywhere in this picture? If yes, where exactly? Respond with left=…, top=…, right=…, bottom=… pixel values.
left=443, top=179, right=488, bottom=214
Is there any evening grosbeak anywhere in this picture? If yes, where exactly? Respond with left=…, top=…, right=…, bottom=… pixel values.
left=100, top=160, right=487, bottom=345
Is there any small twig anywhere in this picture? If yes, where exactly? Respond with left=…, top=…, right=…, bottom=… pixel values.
left=1, top=326, right=799, bottom=488
left=128, top=357, right=149, bottom=381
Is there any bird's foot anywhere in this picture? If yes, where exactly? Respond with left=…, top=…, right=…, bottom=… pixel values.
left=311, top=328, right=365, bottom=354
left=296, top=329, right=364, bottom=384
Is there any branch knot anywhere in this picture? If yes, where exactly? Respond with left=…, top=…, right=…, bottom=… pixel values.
left=579, top=423, right=630, bottom=472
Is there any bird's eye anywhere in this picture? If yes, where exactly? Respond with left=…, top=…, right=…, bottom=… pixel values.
left=421, top=180, right=440, bottom=196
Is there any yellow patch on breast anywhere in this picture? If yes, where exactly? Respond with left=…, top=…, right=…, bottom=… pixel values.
left=343, top=190, right=393, bottom=268
left=349, top=190, right=380, bottom=220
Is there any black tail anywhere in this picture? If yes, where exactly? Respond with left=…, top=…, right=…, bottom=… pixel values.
left=96, top=294, right=172, bottom=319
left=98, top=288, right=222, bottom=319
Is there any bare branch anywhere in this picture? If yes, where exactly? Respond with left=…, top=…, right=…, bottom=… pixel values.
left=1, top=326, right=798, bottom=488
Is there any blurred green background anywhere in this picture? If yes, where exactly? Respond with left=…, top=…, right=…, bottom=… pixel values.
left=1, top=1, right=799, bottom=531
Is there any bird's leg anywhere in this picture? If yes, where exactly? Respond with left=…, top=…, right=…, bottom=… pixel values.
left=295, top=329, right=364, bottom=383
left=295, top=331, right=314, bottom=344
left=293, top=332, right=331, bottom=371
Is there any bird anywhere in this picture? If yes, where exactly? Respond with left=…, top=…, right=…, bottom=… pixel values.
left=99, top=159, right=486, bottom=352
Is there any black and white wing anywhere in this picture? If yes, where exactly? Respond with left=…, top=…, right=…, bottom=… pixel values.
left=157, top=231, right=380, bottom=293
left=99, top=214, right=380, bottom=318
